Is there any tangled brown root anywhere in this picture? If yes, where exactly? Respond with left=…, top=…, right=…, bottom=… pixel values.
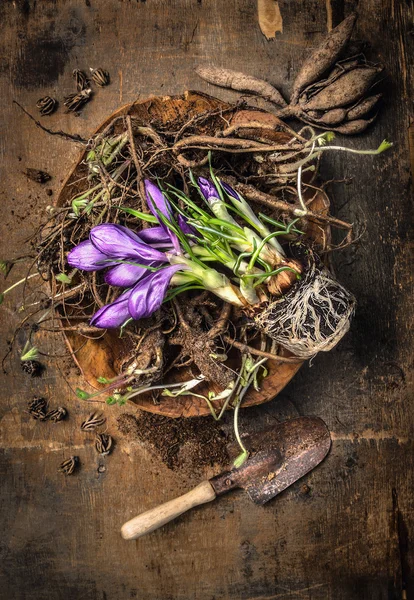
left=255, top=251, right=356, bottom=358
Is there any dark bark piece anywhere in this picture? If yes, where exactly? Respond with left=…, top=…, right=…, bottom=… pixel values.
left=196, top=65, right=287, bottom=107
left=291, top=13, right=357, bottom=103
left=302, top=67, right=380, bottom=111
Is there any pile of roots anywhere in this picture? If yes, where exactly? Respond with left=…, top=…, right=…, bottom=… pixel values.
left=21, top=91, right=357, bottom=402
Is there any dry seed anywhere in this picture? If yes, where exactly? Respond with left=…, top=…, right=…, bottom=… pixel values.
left=73, top=69, right=89, bottom=92
left=81, top=412, right=106, bottom=431
left=36, top=96, right=58, bottom=116
left=95, top=433, right=113, bottom=456
left=64, top=89, right=92, bottom=112
left=46, top=407, right=67, bottom=422
left=21, top=359, right=43, bottom=377
left=90, top=68, right=110, bottom=87
left=58, top=456, right=78, bottom=476
left=27, top=397, right=48, bottom=420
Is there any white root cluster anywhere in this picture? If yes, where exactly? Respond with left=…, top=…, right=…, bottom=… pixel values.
left=255, top=256, right=356, bottom=358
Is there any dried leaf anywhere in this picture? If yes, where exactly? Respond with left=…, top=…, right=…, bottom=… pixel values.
left=258, top=0, right=283, bottom=40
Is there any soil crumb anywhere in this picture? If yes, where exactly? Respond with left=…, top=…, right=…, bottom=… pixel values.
left=117, top=412, right=230, bottom=473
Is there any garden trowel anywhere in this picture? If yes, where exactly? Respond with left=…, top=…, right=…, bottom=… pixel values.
left=121, top=416, right=331, bottom=540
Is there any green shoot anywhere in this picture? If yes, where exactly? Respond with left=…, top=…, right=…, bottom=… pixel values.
left=20, top=341, right=39, bottom=362
left=55, top=273, right=72, bottom=284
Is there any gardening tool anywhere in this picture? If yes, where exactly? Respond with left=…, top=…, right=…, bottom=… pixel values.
left=121, top=416, right=331, bottom=540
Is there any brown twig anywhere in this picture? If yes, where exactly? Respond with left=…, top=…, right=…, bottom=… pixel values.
left=223, top=335, right=302, bottom=363
left=227, top=179, right=353, bottom=232
left=173, top=135, right=302, bottom=154
left=125, top=115, right=147, bottom=211
left=207, top=303, right=232, bottom=339
left=13, top=101, right=88, bottom=144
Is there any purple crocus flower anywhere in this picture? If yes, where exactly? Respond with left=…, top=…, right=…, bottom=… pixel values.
left=90, top=289, right=132, bottom=329
left=177, top=213, right=197, bottom=237
left=221, top=181, right=240, bottom=199
left=198, top=177, right=219, bottom=201
left=91, top=264, right=187, bottom=328
left=67, top=220, right=192, bottom=328
left=90, top=223, right=167, bottom=263
left=198, top=177, right=239, bottom=202
left=104, top=263, right=155, bottom=287
left=144, top=180, right=181, bottom=254
left=138, top=226, right=172, bottom=247
left=67, top=240, right=118, bottom=271
left=128, top=264, right=185, bottom=320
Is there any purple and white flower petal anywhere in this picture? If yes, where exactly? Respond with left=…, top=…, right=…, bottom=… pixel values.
left=144, top=180, right=173, bottom=223
left=198, top=177, right=220, bottom=201
left=67, top=240, right=116, bottom=271
left=90, top=223, right=167, bottom=262
left=90, top=290, right=132, bottom=329
left=144, top=180, right=181, bottom=254
left=138, top=226, right=172, bottom=247
left=177, top=214, right=197, bottom=237
left=104, top=263, right=157, bottom=288
left=128, top=264, right=185, bottom=320
left=221, top=181, right=240, bottom=199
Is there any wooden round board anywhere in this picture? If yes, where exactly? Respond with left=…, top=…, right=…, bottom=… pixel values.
left=56, top=91, right=329, bottom=418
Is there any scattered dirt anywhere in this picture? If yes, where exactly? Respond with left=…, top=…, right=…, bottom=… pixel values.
left=117, top=411, right=230, bottom=473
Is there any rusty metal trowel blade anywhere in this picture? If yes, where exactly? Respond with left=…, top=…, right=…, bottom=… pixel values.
left=210, top=417, right=331, bottom=505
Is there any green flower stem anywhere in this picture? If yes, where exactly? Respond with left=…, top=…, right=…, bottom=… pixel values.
left=232, top=357, right=268, bottom=466
left=286, top=139, right=392, bottom=172
left=168, top=254, right=245, bottom=306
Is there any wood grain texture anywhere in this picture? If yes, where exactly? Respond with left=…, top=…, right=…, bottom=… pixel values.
left=0, top=1, right=413, bottom=599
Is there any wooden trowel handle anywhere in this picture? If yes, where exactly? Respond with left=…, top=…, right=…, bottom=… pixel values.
left=121, top=480, right=217, bottom=540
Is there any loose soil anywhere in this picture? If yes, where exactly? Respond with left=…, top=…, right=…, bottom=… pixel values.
left=117, top=411, right=230, bottom=473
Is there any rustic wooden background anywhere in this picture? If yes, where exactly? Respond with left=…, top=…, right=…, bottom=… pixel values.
left=0, top=1, right=412, bottom=599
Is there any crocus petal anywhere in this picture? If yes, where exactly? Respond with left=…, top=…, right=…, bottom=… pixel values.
left=198, top=177, right=220, bottom=200
left=90, top=224, right=167, bottom=262
left=138, top=226, right=172, bottom=246
left=144, top=179, right=181, bottom=253
left=221, top=182, right=240, bottom=199
left=177, top=214, right=197, bottom=237
left=90, top=290, right=132, bottom=329
left=67, top=240, right=116, bottom=271
left=128, top=264, right=184, bottom=320
left=104, top=263, right=156, bottom=287
left=144, top=179, right=173, bottom=222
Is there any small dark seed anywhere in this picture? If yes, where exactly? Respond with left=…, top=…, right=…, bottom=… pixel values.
left=46, top=407, right=67, bottom=422
left=64, top=89, right=92, bottom=113
left=73, top=69, right=89, bottom=92
left=58, top=456, right=79, bottom=475
left=90, top=68, right=110, bottom=87
left=95, top=433, right=113, bottom=455
left=36, top=96, right=58, bottom=116
left=81, top=412, right=106, bottom=431
left=21, top=360, right=43, bottom=377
